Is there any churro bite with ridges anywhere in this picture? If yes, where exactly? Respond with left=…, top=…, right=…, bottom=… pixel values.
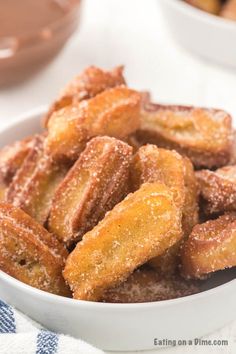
left=63, top=182, right=183, bottom=301
left=101, top=267, right=200, bottom=303
left=181, top=213, right=236, bottom=279
left=131, top=145, right=199, bottom=275
left=136, top=104, right=233, bottom=169
left=45, top=66, right=126, bottom=126
left=196, top=165, right=236, bottom=215
left=0, top=203, right=70, bottom=296
left=6, top=135, right=69, bottom=225
left=48, top=136, right=133, bottom=245
left=45, top=86, right=141, bottom=161
left=0, top=135, right=37, bottom=200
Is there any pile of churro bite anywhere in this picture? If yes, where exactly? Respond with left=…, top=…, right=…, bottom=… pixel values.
left=0, top=66, right=235, bottom=303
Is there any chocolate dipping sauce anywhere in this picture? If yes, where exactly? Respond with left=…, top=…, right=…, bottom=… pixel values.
left=0, top=0, right=81, bottom=86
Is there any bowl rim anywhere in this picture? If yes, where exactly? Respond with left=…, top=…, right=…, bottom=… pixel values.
left=0, top=106, right=235, bottom=309
left=163, top=0, right=236, bottom=29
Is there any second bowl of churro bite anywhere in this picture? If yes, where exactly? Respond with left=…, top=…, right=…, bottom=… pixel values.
left=0, top=65, right=235, bottom=351
left=159, top=0, right=236, bottom=68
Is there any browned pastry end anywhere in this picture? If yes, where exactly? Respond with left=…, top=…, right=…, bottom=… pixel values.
left=101, top=267, right=200, bottom=303
left=48, top=136, right=133, bottom=245
left=136, top=104, right=233, bottom=169
left=181, top=213, right=236, bottom=279
left=45, top=86, right=141, bottom=161
left=196, top=165, right=236, bottom=215
left=63, top=182, right=183, bottom=301
left=6, top=135, right=69, bottom=225
left=221, top=0, right=236, bottom=21
left=44, top=66, right=126, bottom=126
left=131, top=145, right=199, bottom=275
left=0, top=203, right=70, bottom=296
left=185, top=0, right=221, bottom=14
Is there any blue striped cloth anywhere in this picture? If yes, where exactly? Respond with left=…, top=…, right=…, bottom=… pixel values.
left=0, top=300, right=104, bottom=354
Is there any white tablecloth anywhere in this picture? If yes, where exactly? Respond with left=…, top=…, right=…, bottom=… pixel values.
left=0, top=0, right=235, bottom=353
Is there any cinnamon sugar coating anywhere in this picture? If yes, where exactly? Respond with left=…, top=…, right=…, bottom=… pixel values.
left=45, top=86, right=141, bottom=161
left=63, top=183, right=182, bottom=301
left=196, top=165, right=236, bottom=215
left=6, top=135, right=69, bottom=225
left=44, top=66, right=126, bottom=126
left=181, top=213, right=236, bottom=279
left=131, top=145, right=199, bottom=275
left=0, top=135, right=36, bottom=200
left=101, top=267, right=199, bottom=303
left=0, top=203, right=70, bottom=296
left=48, top=136, right=133, bottom=245
left=136, top=104, right=233, bottom=169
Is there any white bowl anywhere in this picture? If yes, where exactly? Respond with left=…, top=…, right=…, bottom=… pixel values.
left=159, top=0, right=236, bottom=68
left=0, top=108, right=236, bottom=351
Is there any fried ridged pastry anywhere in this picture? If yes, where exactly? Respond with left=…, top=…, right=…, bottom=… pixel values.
left=131, top=145, right=199, bottom=274
left=45, top=86, right=141, bottom=161
left=196, top=165, right=236, bottom=215
left=45, top=66, right=126, bottom=126
left=6, top=135, right=69, bottom=225
left=181, top=213, right=236, bottom=279
left=221, top=0, right=236, bottom=21
left=0, top=136, right=36, bottom=200
left=101, top=267, right=199, bottom=303
left=48, top=136, right=133, bottom=245
left=0, top=203, right=70, bottom=296
left=63, top=182, right=183, bottom=301
left=136, top=104, right=233, bottom=169
left=185, top=0, right=221, bottom=14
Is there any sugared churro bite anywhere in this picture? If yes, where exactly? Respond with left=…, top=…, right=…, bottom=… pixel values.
left=136, top=104, right=233, bottom=169
left=101, top=267, right=199, bottom=303
left=0, top=135, right=36, bottom=200
left=63, top=183, right=183, bottom=301
left=181, top=213, right=236, bottom=279
left=48, top=136, right=132, bottom=245
left=131, top=145, right=199, bottom=275
left=196, top=165, right=236, bottom=215
left=45, top=66, right=126, bottom=126
left=6, top=135, right=69, bottom=225
left=45, top=86, right=141, bottom=161
left=0, top=203, right=70, bottom=296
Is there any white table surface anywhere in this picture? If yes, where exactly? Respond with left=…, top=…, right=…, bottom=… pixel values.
left=0, top=0, right=235, bottom=353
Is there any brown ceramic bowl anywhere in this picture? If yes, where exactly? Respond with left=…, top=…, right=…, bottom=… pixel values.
left=0, top=0, right=82, bottom=87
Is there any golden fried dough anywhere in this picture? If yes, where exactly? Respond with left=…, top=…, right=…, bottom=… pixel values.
left=48, top=136, right=132, bottom=245
left=45, top=66, right=126, bottom=126
left=185, top=0, right=221, bottom=14
left=221, top=0, right=236, bottom=21
left=131, top=145, right=186, bottom=208
left=0, top=136, right=36, bottom=200
left=0, top=203, right=70, bottom=296
left=101, top=267, right=199, bottom=303
left=6, top=135, right=69, bottom=225
left=131, top=145, right=199, bottom=274
left=181, top=213, right=236, bottom=279
left=63, top=182, right=183, bottom=301
left=45, top=86, right=141, bottom=161
left=196, top=165, right=236, bottom=215
left=136, top=104, right=233, bottom=169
